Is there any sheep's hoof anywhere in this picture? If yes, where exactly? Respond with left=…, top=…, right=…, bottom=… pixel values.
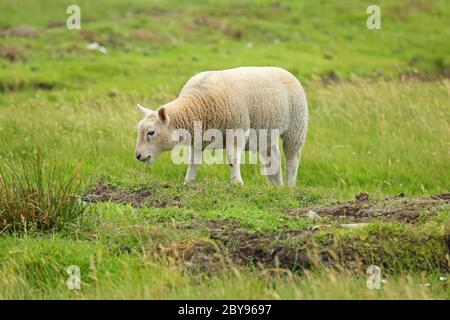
left=230, top=177, right=244, bottom=185
left=183, top=179, right=196, bottom=186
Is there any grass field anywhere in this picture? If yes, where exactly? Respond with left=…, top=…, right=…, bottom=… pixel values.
left=0, top=0, right=449, bottom=299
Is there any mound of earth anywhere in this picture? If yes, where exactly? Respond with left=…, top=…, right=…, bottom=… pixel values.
left=284, top=192, right=450, bottom=223
left=82, top=179, right=182, bottom=208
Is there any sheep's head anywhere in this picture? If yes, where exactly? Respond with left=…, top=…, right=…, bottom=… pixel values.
left=135, top=104, right=174, bottom=164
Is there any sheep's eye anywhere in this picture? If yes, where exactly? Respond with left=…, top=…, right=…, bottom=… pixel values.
left=147, top=130, right=155, bottom=137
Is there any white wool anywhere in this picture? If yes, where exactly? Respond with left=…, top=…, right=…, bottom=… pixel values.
left=136, top=67, right=308, bottom=186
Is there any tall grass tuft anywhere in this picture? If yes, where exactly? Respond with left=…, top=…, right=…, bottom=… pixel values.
left=0, top=156, right=85, bottom=233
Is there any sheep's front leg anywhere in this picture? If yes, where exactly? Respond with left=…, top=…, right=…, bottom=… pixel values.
left=226, top=141, right=245, bottom=185
left=184, top=147, right=202, bottom=185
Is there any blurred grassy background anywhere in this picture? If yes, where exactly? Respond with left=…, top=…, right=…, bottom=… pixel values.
left=0, top=0, right=449, bottom=299
left=0, top=0, right=449, bottom=194
left=0, top=0, right=449, bottom=93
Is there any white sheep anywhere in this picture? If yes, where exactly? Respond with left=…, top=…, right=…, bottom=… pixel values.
left=135, top=66, right=308, bottom=186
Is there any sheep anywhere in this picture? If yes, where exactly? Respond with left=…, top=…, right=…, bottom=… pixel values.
left=135, top=66, right=308, bottom=186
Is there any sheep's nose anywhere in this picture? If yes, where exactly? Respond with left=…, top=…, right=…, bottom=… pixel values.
left=136, top=153, right=142, bottom=160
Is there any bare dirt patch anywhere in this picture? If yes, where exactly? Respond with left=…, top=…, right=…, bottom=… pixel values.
left=0, top=25, right=39, bottom=38
left=284, top=192, right=450, bottom=223
left=0, top=80, right=55, bottom=93
left=83, top=179, right=182, bottom=208
left=397, top=69, right=450, bottom=82
left=160, top=238, right=226, bottom=271
left=320, top=70, right=342, bottom=84
left=318, top=69, right=450, bottom=85
left=206, top=220, right=313, bottom=270
left=78, top=29, right=97, bottom=42
left=129, top=29, right=163, bottom=42
left=161, top=192, right=449, bottom=272
left=83, top=182, right=449, bottom=272
left=0, top=45, right=26, bottom=62
left=163, top=217, right=449, bottom=273
left=160, top=219, right=314, bottom=272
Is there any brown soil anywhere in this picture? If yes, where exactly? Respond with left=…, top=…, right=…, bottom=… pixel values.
left=160, top=219, right=315, bottom=272
left=397, top=69, right=450, bottom=82
left=318, top=68, right=450, bottom=85
left=206, top=220, right=314, bottom=270
left=129, top=30, right=163, bottom=42
left=78, top=29, right=97, bottom=42
left=162, top=217, right=449, bottom=273
left=0, top=45, right=26, bottom=62
left=85, top=181, right=449, bottom=272
left=284, top=192, right=450, bottom=223
left=0, top=25, right=39, bottom=38
left=0, top=80, right=55, bottom=92
left=161, top=192, right=449, bottom=272
left=83, top=179, right=182, bottom=208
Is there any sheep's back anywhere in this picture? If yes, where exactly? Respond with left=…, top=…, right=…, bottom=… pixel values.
left=181, top=67, right=306, bottom=133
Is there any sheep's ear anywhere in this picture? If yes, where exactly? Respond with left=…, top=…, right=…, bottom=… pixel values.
left=157, top=107, right=169, bottom=124
left=137, top=104, right=152, bottom=117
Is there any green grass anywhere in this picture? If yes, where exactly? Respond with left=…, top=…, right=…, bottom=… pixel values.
left=0, top=0, right=449, bottom=299
left=1, top=237, right=448, bottom=299
left=0, top=156, right=85, bottom=232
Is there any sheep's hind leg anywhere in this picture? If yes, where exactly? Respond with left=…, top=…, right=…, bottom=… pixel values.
left=259, top=144, right=283, bottom=185
left=282, top=138, right=301, bottom=187
left=184, top=147, right=201, bottom=185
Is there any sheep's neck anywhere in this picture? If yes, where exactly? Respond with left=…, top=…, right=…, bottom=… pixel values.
left=167, top=94, right=208, bottom=132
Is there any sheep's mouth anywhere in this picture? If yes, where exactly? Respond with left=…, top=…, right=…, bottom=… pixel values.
left=143, top=156, right=153, bottom=164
